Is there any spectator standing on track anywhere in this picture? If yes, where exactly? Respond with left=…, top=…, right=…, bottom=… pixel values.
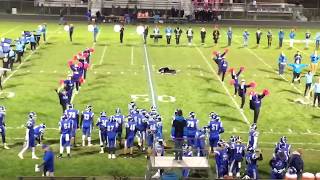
left=200, top=27, right=206, bottom=45
left=288, top=149, right=304, bottom=179
left=213, top=26, right=220, bottom=45
left=289, top=29, right=296, bottom=48
left=186, top=27, right=193, bottom=45
left=243, top=29, right=249, bottom=47
left=278, top=52, right=287, bottom=75
left=227, top=27, right=232, bottom=46
left=305, top=30, right=311, bottom=49
left=256, top=28, right=262, bottom=47
left=278, top=28, right=285, bottom=48
left=267, top=29, right=272, bottom=48
left=171, top=109, right=186, bottom=161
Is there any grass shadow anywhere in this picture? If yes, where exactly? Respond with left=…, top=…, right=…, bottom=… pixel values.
left=201, top=88, right=224, bottom=95
left=269, top=77, right=287, bottom=82
left=257, top=68, right=276, bottom=74
left=220, top=115, right=248, bottom=124
left=280, top=89, right=300, bottom=95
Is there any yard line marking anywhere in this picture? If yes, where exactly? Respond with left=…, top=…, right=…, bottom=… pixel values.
left=2, top=27, right=61, bottom=86
left=2, top=25, right=22, bottom=36
left=270, top=129, right=273, bottom=132
left=98, top=46, right=107, bottom=65
left=307, top=129, right=312, bottom=133
left=131, top=47, right=134, bottom=65
left=143, top=44, right=157, bottom=108
left=196, top=46, right=250, bottom=125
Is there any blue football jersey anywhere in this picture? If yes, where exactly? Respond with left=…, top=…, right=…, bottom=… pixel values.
left=186, top=118, right=198, bottom=136
left=0, top=112, right=5, bottom=126
left=125, top=121, right=136, bottom=138
left=82, top=111, right=94, bottom=128
left=208, top=120, right=224, bottom=137
left=59, top=119, right=72, bottom=135
left=233, top=143, right=246, bottom=161
left=106, top=121, right=118, bottom=138
left=96, top=116, right=108, bottom=130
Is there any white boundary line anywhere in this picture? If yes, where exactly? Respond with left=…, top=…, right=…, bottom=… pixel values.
left=143, top=44, right=157, bottom=108
left=98, top=46, right=107, bottom=65
left=195, top=46, right=251, bottom=125
left=2, top=27, right=61, bottom=86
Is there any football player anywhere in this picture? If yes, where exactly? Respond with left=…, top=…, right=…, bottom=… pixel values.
left=124, top=115, right=137, bottom=157
left=65, top=104, right=79, bottom=146
left=128, top=102, right=136, bottom=113
left=0, top=106, right=9, bottom=149
left=245, top=146, right=263, bottom=179
left=270, top=151, right=287, bottom=179
left=155, top=115, right=163, bottom=143
left=214, top=140, right=229, bottom=179
left=248, top=123, right=259, bottom=149
left=229, top=136, right=246, bottom=178
left=18, top=112, right=38, bottom=159
left=96, top=111, right=108, bottom=153
left=207, top=112, right=224, bottom=153
left=106, top=116, right=118, bottom=159
left=195, top=127, right=206, bottom=157
left=274, top=136, right=291, bottom=162
left=135, top=109, right=146, bottom=151
left=80, top=105, right=94, bottom=146
left=58, top=114, right=72, bottom=158
left=34, top=123, right=46, bottom=146
left=146, top=114, right=157, bottom=158
left=186, top=112, right=198, bottom=147
left=113, top=108, right=125, bottom=148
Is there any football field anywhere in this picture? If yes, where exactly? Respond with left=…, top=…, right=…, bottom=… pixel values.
left=0, top=20, right=320, bottom=179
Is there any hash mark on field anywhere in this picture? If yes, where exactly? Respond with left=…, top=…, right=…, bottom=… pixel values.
left=270, top=129, right=273, bottom=132
left=307, top=129, right=312, bottom=133
left=196, top=46, right=250, bottom=126
left=40, top=70, right=44, bottom=73
left=94, top=71, right=97, bottom=74
left=233, top=128, right=237, bottom=132
left=53, top=70, right=57, bottom=73
left=134, top=72, right=137, bottom=75
left=200, top=71, right=204, bottom=76
left=107, top=72, right=111, bottom=74
left=288, top=128, right=293, bottom=133
left=120, top=71, right=124, bottom=74
left=187, top=73, right=191, bottom=76
left=26, top=70, right=30, bottom=73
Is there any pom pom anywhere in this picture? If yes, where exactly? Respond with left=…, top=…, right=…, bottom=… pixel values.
left=79, top=77, right=85, bottom=84
left=212, top=51, right=218, bottom=56
left=262, top=89, right=270, bottom=96
left=229, top=79, right=235, bottom=85
left=249, top=82, right=257, bottom=88
left=240, top=66, right=245, bottom=72
left=228, top=68, right=235, bottom=73
left=83, top=53, right=88, bottom=58
left=73, top=55, right=78, bottom=61
left=224, top=48, right=229, bottom=53
left=84, top=63, right=89, bottom=69
left=89, top=48, right=94, bottom=52
left=78, top=62, right=83, bottom=68
left=68, top=60, right=73, bottom=66
left=59, top=80, right=64, bottom=85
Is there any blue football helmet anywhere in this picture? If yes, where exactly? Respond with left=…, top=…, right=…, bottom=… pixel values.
left=189, top=112, right=196, bottom=118
left=100, top=111, right=107, bottom=117
left=115, top=108, right=121, bottom=114
left=29, top=112, right=37, bottom=119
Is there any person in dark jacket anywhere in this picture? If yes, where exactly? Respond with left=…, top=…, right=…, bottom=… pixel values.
left=249, top=89, right=269, bottom=123
left=120, top=25, right=124, bottom=44
left=55, top=89, right=69, bottom=113
left=236, top=79, right=256, bottom=110
left=213, top=27, right=220, bottom=45
left=200, top=27, right=206, bottom=45
left=288, top=149, right=304, bottom=178
left=38, top=144, right=54, bottom=176
left=69, top=24, right=74, bottom=42
left=143, top=25, right=149, bottom=44
left=171, top=109, right=187, bottom=161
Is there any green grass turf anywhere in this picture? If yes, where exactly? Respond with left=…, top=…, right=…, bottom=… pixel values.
left=0, top=20, right=320, bottom=179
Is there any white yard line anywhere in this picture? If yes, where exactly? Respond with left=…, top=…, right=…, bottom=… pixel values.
left=2, top=27, right=61, bottom=86
left=195, top=46, right=251, bottom=125
left=131, top=46, right=134, bottom=65
left=143, top=44, right=157, bottom=108
left=1, top=25, right=22, bottom=37
left=98, top=46, right=107, bottom=65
